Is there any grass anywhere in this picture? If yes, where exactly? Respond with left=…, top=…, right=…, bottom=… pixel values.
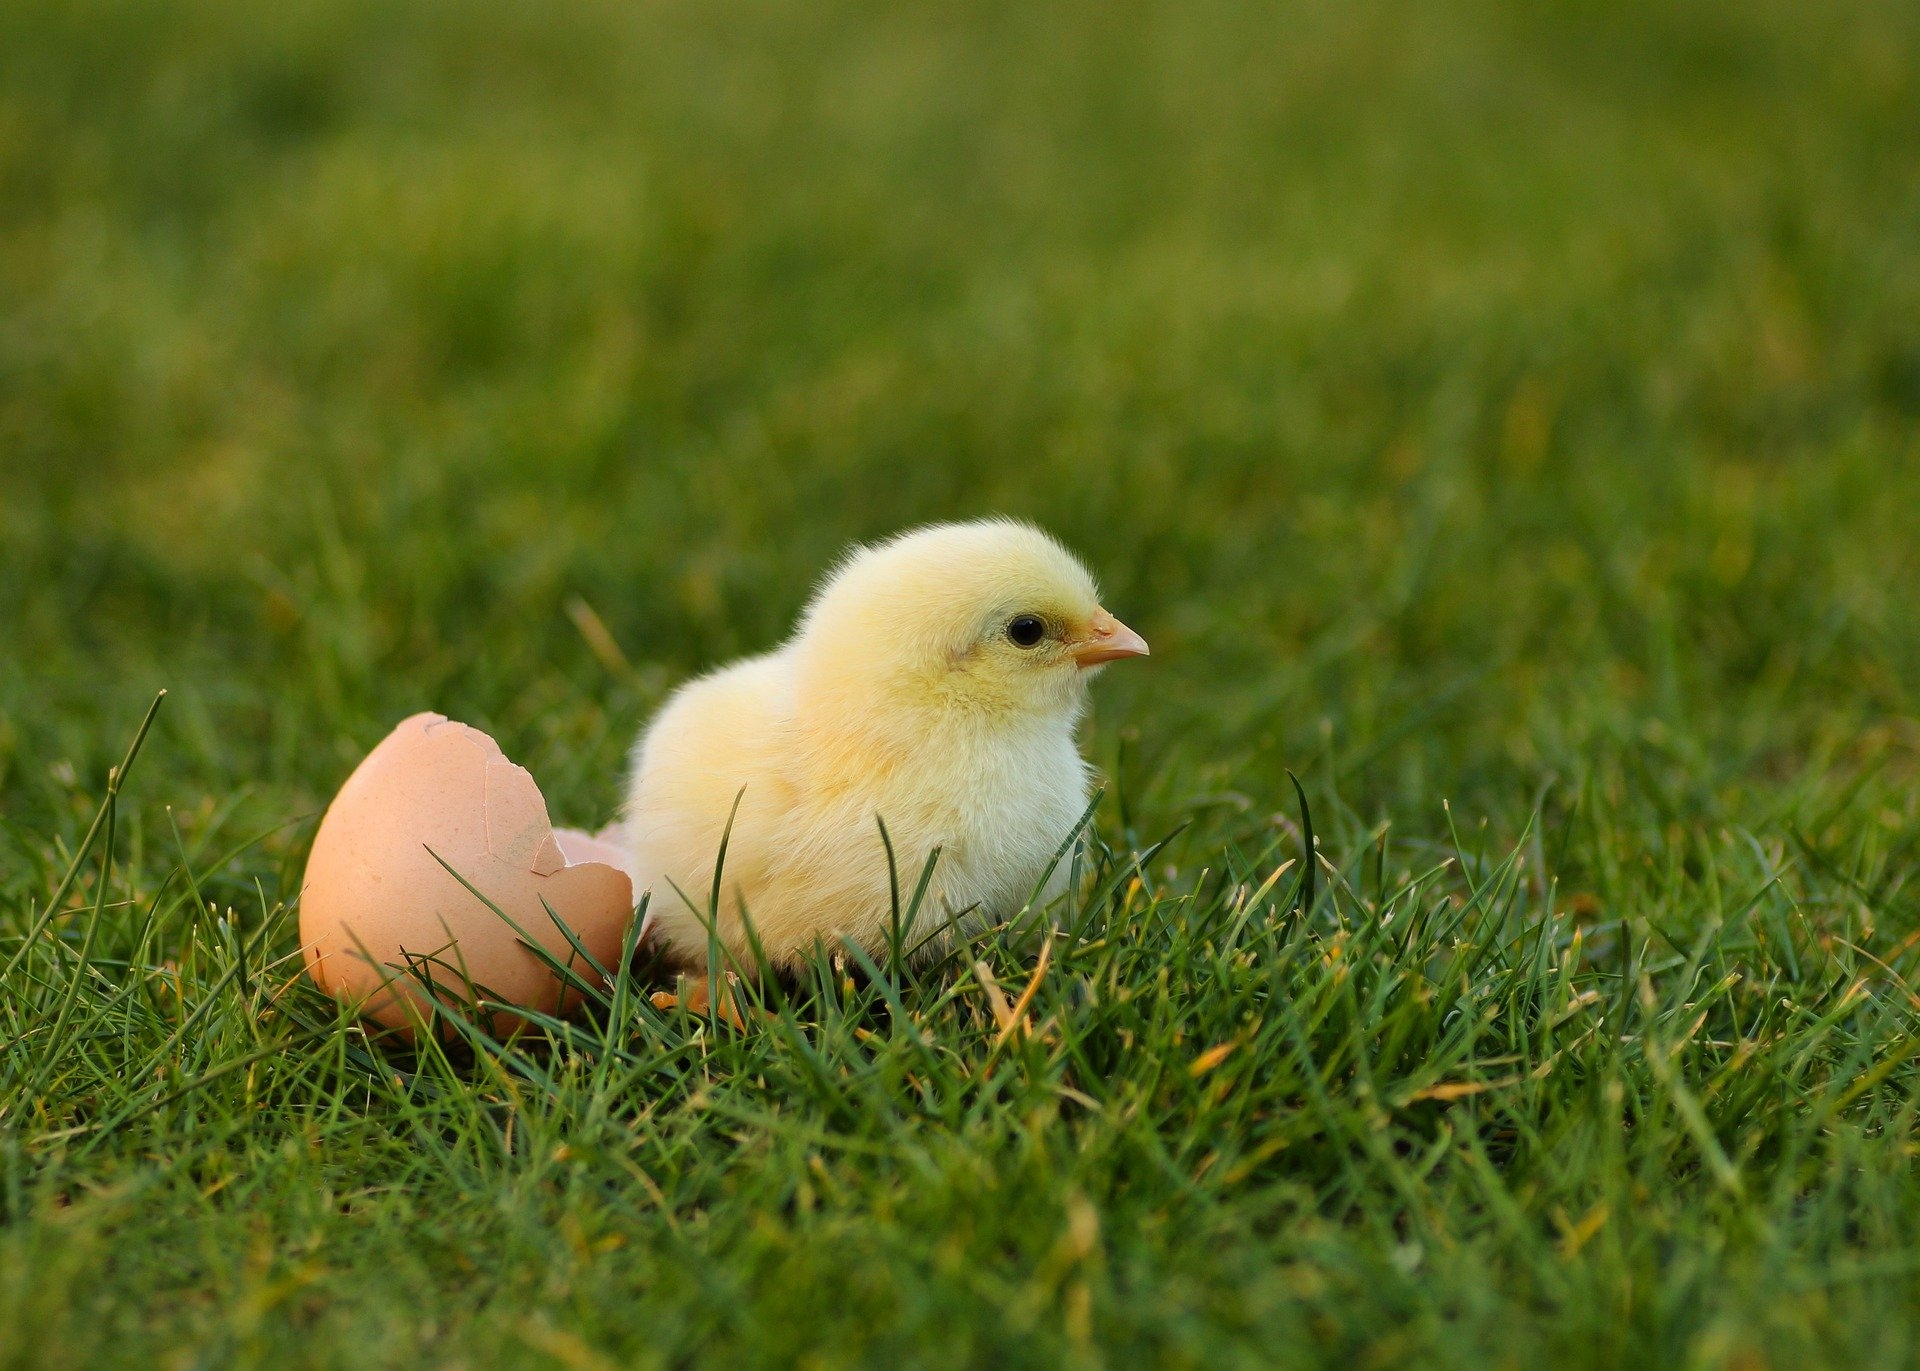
left=3, top=0, right=1920, bottom=1364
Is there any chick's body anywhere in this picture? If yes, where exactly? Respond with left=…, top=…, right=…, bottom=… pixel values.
left=621, top=520, right=1147, bottom=973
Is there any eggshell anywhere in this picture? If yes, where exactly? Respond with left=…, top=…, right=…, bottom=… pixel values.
left=550, top=825, right=639, bottom=879
left=300, top=713, right=638, bottom=1036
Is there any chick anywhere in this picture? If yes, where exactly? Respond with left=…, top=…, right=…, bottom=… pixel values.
left=620, top=519, right=1149, bottom=974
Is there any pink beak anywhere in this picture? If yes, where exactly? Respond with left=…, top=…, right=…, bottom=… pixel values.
left=1071, top=609, right=1151, bottom=668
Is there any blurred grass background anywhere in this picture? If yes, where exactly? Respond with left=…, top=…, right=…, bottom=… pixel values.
left=3, top=0, right=1920, bottom=1365
left=4, top=0, right=1915, bottom=832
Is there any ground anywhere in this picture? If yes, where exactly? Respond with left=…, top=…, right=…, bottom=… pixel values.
left=4, top=0, right=1920, bottom=1366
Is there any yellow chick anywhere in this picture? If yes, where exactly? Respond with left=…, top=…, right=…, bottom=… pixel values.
left=620, top=519, right=1149, bottom=975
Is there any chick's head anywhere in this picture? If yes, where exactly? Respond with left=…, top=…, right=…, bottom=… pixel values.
left=792, top=519, right=1148, bottom=729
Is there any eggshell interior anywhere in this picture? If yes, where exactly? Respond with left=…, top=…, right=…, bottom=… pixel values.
left=300, top=712, right=638, bottom=1036
left=551, top=825, right=638, bottom=880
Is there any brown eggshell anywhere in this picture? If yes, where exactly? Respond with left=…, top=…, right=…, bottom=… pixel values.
left=300, top=713, right=637, bottom=1036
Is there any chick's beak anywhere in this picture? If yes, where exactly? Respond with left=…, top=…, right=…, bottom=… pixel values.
left=1072, top=609, right=1150, bottom=668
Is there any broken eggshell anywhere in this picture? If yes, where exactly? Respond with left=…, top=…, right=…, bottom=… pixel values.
left=300, top=712, right=641, bottom=1036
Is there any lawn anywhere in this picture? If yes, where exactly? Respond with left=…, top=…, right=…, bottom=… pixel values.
left=4, top=0, right=1920, bottom=1365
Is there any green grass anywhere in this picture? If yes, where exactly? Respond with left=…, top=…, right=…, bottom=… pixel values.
left=4, top=0, right=1920, bottom=1364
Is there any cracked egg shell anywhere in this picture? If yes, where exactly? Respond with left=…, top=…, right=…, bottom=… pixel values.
left=300, top=712, right=638, bottom=1036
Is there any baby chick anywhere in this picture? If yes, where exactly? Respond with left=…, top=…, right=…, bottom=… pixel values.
left=620, top=519, right=1148, bottom=974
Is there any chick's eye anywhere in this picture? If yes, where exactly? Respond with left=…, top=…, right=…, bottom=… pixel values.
left=1008, top=614, right=1047, bottom=648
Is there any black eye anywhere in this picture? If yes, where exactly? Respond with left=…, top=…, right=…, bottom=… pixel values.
left=1008, top=614, right=1047, bottom=648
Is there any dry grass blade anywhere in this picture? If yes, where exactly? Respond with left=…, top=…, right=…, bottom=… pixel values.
left=972, top=961, right=1018, bottom=1034
left=990, top=935, right=1053, bottom=1056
